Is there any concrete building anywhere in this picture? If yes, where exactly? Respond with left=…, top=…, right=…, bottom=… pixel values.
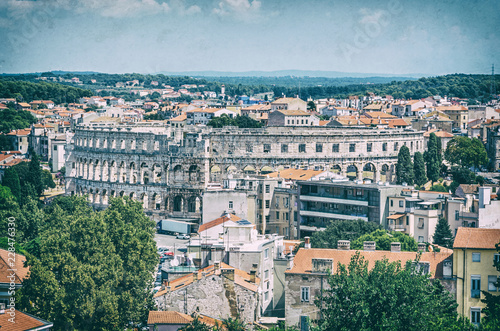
left=185, top=108, right=236, bottom=125
left=6, top=128, right=31, bottom=155
left=453, top=228, right=500, bottom=326
left=268, top=109, right=319, bottom=127
left=486, top=122, right=500, bottom=171
left=297, top=180, right=405, bottom=237
left=285, top=241, right=454, bottom=328
left=270, top=97, right=307, bottom=112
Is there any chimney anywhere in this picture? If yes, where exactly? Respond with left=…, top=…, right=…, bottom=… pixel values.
left=214, top=262, right=220, bottom=270
left=304, top=237, right=311, bottom=249
left=193, top=272, right=198, bottom=281
left=418, top=243, right=426, bottom=252
left=390, top=242, right=401, bottom=252
left=363, top=241, right=376, bottom=251
left=249, top=269, right=257, bottom=283
left=221, top=268, right=235, bottom=281
left=337, top=240, right=350, bottom=250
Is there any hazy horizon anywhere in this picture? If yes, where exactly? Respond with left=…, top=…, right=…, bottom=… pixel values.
left=1, top=0, right=498, bottom=76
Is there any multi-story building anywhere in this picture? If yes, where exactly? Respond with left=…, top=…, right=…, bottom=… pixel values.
left=437, top=106, right=469, bottom=131
left=6, top=128, right=31, bottom=155
left=297, top=180, right=405, bottom=237
left=453, top=228, right=500, bottom=326
left=486, top=122, right=500, bottom=171
left=268, top=109, right=320, bottom=127
left=270, top=97, right=307, bottom=112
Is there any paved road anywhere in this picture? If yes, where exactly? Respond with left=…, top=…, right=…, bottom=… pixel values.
left=154, top=233, right=190, bottom=253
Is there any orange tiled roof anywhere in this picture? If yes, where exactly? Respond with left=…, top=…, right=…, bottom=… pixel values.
left=423, top=129, right=454, bottom=138
left=287, top=248, right=452, bottom=279
left=198, top=214, right=241, bottom=233
left=363, top=111, right=397, bottom=119
left=147, top=311, right=221, bottom=327
left=276, top=109, right=310, bottom=116
left=6, top=129, right=31, bottom=136
left=0, top=249, right=29, bottom=284
left=0, top=310, right=52, bottom=330
left=170, top=113, right=187, bottom=122
left=267, top=168, right=324, bottom=181
left=453, top=228, right=500, bottom=249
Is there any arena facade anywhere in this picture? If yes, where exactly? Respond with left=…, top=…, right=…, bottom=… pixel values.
left=65, top=122, right=424, bottom=223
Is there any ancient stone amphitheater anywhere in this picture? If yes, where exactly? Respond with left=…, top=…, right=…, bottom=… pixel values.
left=66, top=122, right=424, bottom=222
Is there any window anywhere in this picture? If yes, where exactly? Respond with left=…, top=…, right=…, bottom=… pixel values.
left=299, top=144, right=306, bottom=153
left=276, top=211, right=280, bottom=220
left=264, top=248, right=269, bottom=259
left=471, top=275, right=481, bottom=298
left=281, top=144, right=288, bottom=153
left=285, top=212, right=289, bottom=220
left=382, top=142, right=387, bottom=151
left=53, top=145, right=57, bottom=151
left=301, top=286, right=310, bottom=302
left=471, top=308, right=481, bottom=326
left=264, top=291, right=269, bottom=301
left=406, top=216, right=409, bottom=226
left=494, top=254, right=500, bottom=264
left=472, top=253, right=481, bottom=262
left=316, top=143, right=323, bottom=153
left=349, top=143, right=356, bottom=152
left=488, top=276, right=499, bottom=291
left=263, top=144, right=271, bottom=153
left=417, top=218, right=424, bottom=229
left=390, top=200, right=393, bottom=207
left=332, top=143, right=339, bottom=152
left=399, top=200, right=404, bottom=208
left=418, top=236, right=424, bottom=243
left=265, top=200, right=270, bottom=208
left=229, top=201, right=233, bottom=209
left=455, top=210, right=460, bottom=221
left=265, top=185, right=270, bottom=193
left=367, top=143, right=372, bottom=152
left=246, top=144, right=253, bottom=153
left=394, top=142, right=399, bottom=151
left=264, top=269, right=269, bottom=280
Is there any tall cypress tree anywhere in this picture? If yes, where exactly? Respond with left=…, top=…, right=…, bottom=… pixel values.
left=27, top=152, right=44, bottom=197
left=1, top=167, right=21, bottom=202
left=396, top=145, right=414, bottom=185
left=413, top=152, right=427, bottom=187
left=433, top=217, right=453, bottom=248
left=424, top=133, right=441, bottom=184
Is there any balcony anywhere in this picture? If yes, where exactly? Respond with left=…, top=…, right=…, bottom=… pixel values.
left=300, top=209, right=368, bottom=221
left=388, top=224, right=408, bottom=232
left=300, top=194, right=369, bottom=206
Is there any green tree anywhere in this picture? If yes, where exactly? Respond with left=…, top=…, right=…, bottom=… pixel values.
left=481, top=241, right=500, bottom=329
left=307, top=101, right=317, bottom=111
left=424, top=133, right=441, bottom=184
left=430, top=184, right=448, bottom=192
left=445, top=136, right=488, bottom=169
left=0, top=185, right=21, bottom=238
left=413, top=151, right=427, bottom=187
left=179, top=316, right=214, bottom=331
left=17, top=197, right=157, bottom=330
left=396, top=145, right=414, bottom=185
left=351, top=229, right=418, bottom=252
left=42, top=169, right=56, bottom=189
left=315, top=252, right=464, bottom=331
left=27, top=152, right=44, bottom=197
left=1, top=167, right=21, bottom=202
left=433, top=218, right=453, bottom=248
left=310, top=219, right=381, bottom=249
left=215, top=317, right=246, bottom=331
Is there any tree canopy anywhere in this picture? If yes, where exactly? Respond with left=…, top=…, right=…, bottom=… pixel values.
left=396, top=145, right=414, bottom=185
left=351, top=229, right=418, bottom=252
left=310, top=219, right=382, bottom=249
left=424, top=133, right=442, bottom=184
left=207, top=114, right=263, bottom=128
left=17, top=196, right=158, bottom=331
left=413, top=151, right=427, bottom=187
left=0, top=107, right=37, bottom=134
left=444, top=136, right=488, bottom=169
left=433, top=218, right=454, bottom=248
left=314, top=252, right=470, bottom=331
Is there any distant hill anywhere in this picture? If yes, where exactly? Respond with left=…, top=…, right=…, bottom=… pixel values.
left=158, top=69, right=425, bottom=79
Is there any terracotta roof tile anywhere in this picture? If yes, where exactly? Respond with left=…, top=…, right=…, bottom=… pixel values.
left=453, top=228, right=500, bottom=249
left=0, top=310, right=52, bottom=330
left=267, top=168, right=324, bottom=181
left=287, top=248, right=452, bottom=279
left=147, top=311, right=222, bottom=327
left=198, top=214, right=241, bottom=233
left=0, top=249, right=29, bottom=284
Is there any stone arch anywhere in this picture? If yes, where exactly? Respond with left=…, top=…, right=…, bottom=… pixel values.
left=152, top=193, right=161, bottom=210
left=260, top=166, right=274, bottom=175
left=102, top=160, right=109, bottom=181
left=243, top=165, right=256, bottom=175
left=129, top=192, right=136, bottom=200
left=143, top=171, right=150, bottom=184
left=210, top=165, right=221, bottom=182
left=94, top=188, right=100, bottom=204
left=153, top=164, right=162, bottom=183
left=118, top=161, right=126, bottom=183
left=173, top=165, right=183, bottom=182
left=102, top=189, right=108, bottom=205
left=330, top=164, right=342, bottom=174
left=226, top=165, right=238, bottom=174
left=173, top=195, right=183, bottom=212
left=381, top=164, right=390, bottom=182
left=346, top=164, right=359, bottom=180
left=140, top=193, right=148, bottom=209
left=129, top=162, right=137, bottom=184
left=110, top=160, right=117, bottom=182
left=188, top=165, right=199, bottom=182
left=363, top=163, right=376, bottom=181
left=187, top=196, right=201, bottom=213
left=119, top=191, right=125, bottom=197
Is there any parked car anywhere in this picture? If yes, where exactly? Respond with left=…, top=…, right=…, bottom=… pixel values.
left=176, top=233, right=190, bottom=240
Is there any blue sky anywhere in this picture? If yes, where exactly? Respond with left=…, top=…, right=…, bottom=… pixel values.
left=0, top=0, right=498, bottom=75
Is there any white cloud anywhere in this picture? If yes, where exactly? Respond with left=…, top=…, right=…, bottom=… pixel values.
left=213, top=0, right=261, bottom=16
left=77, top=0, right=170, bottom=18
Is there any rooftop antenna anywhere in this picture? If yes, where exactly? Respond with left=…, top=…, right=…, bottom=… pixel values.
left=298, top=80, right=301, bottom=99
left=491, top=64, right=496, bottom=98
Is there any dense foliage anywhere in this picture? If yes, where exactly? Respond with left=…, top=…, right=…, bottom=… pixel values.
left=0, top=79, right=92, bottom=104
left=396, top=145, right=414, bottom=185
left=17, top=196, right=158, bottom=331
left=433, top=218, right=454, bottom=248
left=0, top=107, right=37, bottom=133
left=207, top=114, right=263, bottom=128
left=351, top=229, right=418, bottom=252
left=310, top=219, right=382, bottom=249
left=413, top=151, right=427, bottom=187
left=314, top=252, right=470, bottom=331
left=445, top=136, right=488, bottom=169
left=425, top=133, right=442, bottom=184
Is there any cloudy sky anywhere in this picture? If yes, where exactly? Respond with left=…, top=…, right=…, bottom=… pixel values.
left=0, top=0, right=498, bottom=75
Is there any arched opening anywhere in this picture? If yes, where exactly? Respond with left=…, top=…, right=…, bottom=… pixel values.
left=153, top=164, right=162, bottom=183
left=243, top=165, right=256, bottom=175
left=188, top=165, right=199, bottom=182
left=261, top=166, right=274, bottom=175
left=173, top=165, right=183, bottom=182
left=330, top=164, right=342, bottom=174
left=210, top=165, right=221, bottom=182
left=346, top=164, right=358, bottom=180
left=173, top=195, right=183, bottom=212
left=187, top=196, right=198, bottom=213
left=226, top=165, right=237, bottom=174
left=381, top=164, right=390, bottom=182
left=363, top=163, right=376, bottom=182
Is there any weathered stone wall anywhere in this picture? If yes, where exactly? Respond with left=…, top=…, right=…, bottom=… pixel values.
left=154, top=273, right=258, bottom=323
left=66, top=123, right=425, bottom=224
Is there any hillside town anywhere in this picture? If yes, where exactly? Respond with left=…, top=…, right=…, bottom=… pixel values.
left=1, top=73, right=500, bottom=330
